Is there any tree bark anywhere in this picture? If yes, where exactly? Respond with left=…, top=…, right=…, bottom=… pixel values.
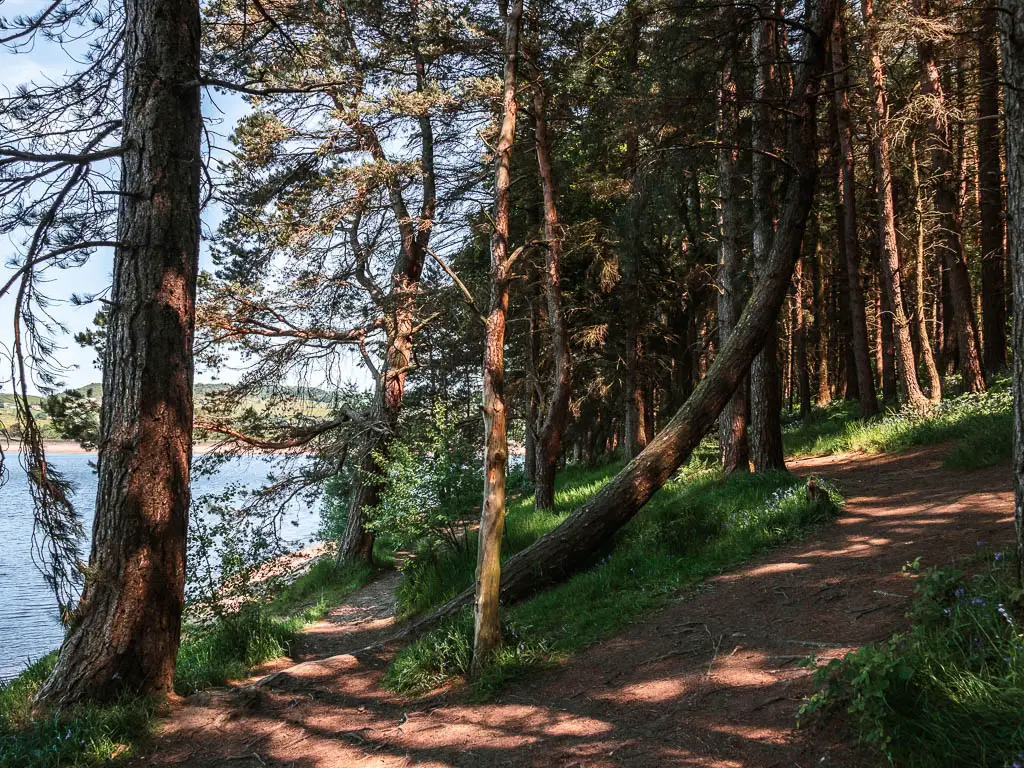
left=473, top=0, right=523, bottom=675
left=529, top=63, right=572, bottom=511
left=1000, top=0, right=1024, bottom=581
left=336, top=40, right=436, bottom=565
left=794, top=243, right=813, bottom=419
left=977, top=5, right=1007, bottom=373
left=812, top=233, right=832, bottom=405
left=911, top=139, right=943, bottom=401
left=406, top=0, right=835, bottom=631
left=35, top=0, right=202, bottom=707
left=749, top=5, right=786, bottom=471
left=716, top=35, right=750, bottom=472
left=830, top=10, right=879, bottom=417
left=917, top=3, right=986, bottom=394
left=860, top=0, right=929, bottom=411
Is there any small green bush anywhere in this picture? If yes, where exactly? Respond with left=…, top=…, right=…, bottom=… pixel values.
left=801, top=554, right=1024, bottom=767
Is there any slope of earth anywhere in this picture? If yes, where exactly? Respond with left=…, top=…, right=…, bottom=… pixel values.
left=132, top=444, right=1012, bottom=767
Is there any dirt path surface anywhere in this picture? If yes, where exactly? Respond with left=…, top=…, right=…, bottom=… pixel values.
left=134, top=445, right=1012, bottom=767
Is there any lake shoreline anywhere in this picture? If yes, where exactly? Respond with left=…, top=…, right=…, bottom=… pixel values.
left=2, top=439, right=243, bottom=455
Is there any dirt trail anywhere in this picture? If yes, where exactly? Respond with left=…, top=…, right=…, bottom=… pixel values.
left=135, top=445, right=1012, bottom=767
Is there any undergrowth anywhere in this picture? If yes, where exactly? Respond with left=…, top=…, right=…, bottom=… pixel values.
left=0, top=558, right=374, bottom=766
left=800, top=552, right=1024, bottom=767
left=783, top=382, right=1011, bottom=470
left=385, top=465, right=842, bottom=697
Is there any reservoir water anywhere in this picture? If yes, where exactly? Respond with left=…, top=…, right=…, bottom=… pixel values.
left=0, top=453, right=321, bottom=679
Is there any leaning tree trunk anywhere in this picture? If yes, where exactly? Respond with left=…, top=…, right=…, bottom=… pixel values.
left=473, top=0, right=523, bottom=675
left=1000, top=0, right=1024, bottom=581
left=34, top=0, right=202, bottom=708
left=749, top=5, right=786, bottom=471
left=977, top=4, right=1007, bottom=373
left=833, top=5, right=880, bottom=418
left=405, top=0, right=835, bottom=632
left=716, top=35, right=750, bottom=473
left=861, top=0, right=929, bottom=411
left=917, top=6, right=986, bottom=394
left=529, top=64, right=572, bottom=512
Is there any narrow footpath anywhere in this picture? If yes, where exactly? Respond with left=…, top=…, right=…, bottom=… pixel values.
left=135, top=445, right=1013, bottom=767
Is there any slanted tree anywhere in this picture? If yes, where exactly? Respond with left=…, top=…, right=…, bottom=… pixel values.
left=409, top=0, right=837, bottom=632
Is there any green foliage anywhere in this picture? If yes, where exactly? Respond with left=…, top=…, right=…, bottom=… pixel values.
left=42, top=389, right=101, bottom=448
left=394, top=462, right=620, bottom=619
left=801, top=555, right=1024, bottom=767
left=385, top=463, right=841, bottom=696
left=0, top=655, right=154, bottom=766
left=782, top=384, right=1011, bottom=469
left=365, top=402, right=481, bottom=553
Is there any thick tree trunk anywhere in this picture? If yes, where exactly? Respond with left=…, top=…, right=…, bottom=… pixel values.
left=917, top=7, right=986, bottom=394
left=1000, top=0, right=1024, bottom=581
left=978, top=6, right=1007, bottom=373
left=830, top=12, right=879, bottom=418
left=860, top=0, right=929, bottom=411
left=473, top=0, right=523, bottom=675
left=911, top=140, right=943, bottom=401
left=749, top=7, right=786, bottom=471
left=34, top=0, right=202, bottom=708
left=406, top=0, right=835, bottom=630
left=716, top=41, right=750, bottom=472
left=529, top=68, right=572, bottom=511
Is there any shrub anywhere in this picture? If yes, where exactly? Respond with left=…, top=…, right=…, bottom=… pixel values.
left=801, top=554, right=1024, bottom=767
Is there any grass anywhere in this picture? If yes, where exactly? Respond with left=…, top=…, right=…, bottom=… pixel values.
left=0, top=558, right=375, bottom=766
left=801, top=551, right=1024, bottom=767
left=782, top=381, right=1011, bottom=470
left=385, top=462, right=842, bottom=697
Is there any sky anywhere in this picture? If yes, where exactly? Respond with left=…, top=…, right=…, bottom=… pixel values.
left=0, top=5, right=374, bottom=396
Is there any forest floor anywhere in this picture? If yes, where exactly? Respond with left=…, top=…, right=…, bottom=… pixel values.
left=129, top=444, right=1013, bottom=767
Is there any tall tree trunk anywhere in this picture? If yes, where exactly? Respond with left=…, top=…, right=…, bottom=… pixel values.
left=524, top=298, right=539, bottom=485
left=473, top=0, right=523, bottom=675
left=861, top=0, right=930, bottom=412
left=912, top=139, right=943, bottom=401
left=917, top=3, right=986, bottom=394
left=812, top=234, right=832, bottom=405
left=1001, top=0, right=1024, bottom=581
left=831, top=10, right=879, bottom=417
left=337, top=41, right=436, bottom=565
left=977, top=5, right=1007, bottom=373
left=405, top=0, right=836, bottom=631
left=794, top=232, right=813, bottom=419
left=528, top=66, right=572, bottom=512
left=749, top=6, right=786, bottom=471
left=717, top=36, right=750, bottom=472
left=35, top=0, right=202, bottom=707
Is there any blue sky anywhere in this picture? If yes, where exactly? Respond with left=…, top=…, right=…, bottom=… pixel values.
left=0, top=8, right=374, bottom=396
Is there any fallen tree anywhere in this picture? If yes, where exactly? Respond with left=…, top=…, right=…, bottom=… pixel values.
left=397, top=0, right=838, bottom=639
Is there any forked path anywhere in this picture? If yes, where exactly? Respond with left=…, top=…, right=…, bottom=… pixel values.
left=135, top=445, right=1012, bottom=767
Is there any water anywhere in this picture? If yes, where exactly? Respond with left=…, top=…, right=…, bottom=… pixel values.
left=0, top=453, right=322, bottom=679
